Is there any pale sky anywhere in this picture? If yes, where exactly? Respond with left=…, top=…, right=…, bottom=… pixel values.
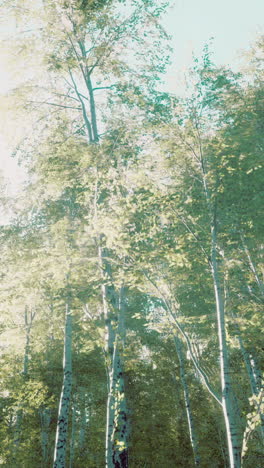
left=0, top=0, right=263, bottom=197
left=163, top=0, right=263, bottom=92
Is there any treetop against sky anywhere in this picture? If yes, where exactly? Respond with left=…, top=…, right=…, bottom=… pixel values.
left=0, top=0, right=263, bottom=192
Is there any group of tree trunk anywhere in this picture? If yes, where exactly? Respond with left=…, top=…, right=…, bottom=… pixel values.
left=0, top=1, right=263, bottom=467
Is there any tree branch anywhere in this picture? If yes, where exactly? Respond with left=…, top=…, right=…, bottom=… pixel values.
left=92, top=86, right=115, bottom=92
left=140, top=268, right=222, bottom=407
left=170, top=207, right=212, bottom=267
left=28, top=100, right=81, bottom=110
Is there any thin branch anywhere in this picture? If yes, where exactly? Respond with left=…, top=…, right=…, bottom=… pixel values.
left=177, top=130, right=201, bottom=164
left=139, top=267, right=222, bottom=406
left=170, top=207, right=212, bottom=267
left=83, top=304, right=93, bottom=320
left=62, top=76, right=75, bottom=90
left=77, top=92, right=89, bottom=101
left=240, top=232, right=264, bottom=297
left=28, top=100, right=81, bottom=110
left=92, top=86, right=115, bottom=92
left=67, top=33, right=89, bottom=85
left=51, top=92, right=80, bottom=103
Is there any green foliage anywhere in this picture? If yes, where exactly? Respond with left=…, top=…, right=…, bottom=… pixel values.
left=0, top=0, right=263, bottom=464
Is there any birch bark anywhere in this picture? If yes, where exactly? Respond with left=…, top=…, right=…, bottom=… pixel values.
left=13, top=306, right=35, bottom=460
left=99, top=250, right=128, bottom=467
left=53, top=302, right=73, bottom=468
left=69, top=399, right=76, bottom=468
left=197, top=141, right=241, bottom=467
left=174, top=336, right=200, bottom=466
left=112, top=287, right=129, bottom=468
left=210, top=223, right=241, bottom=467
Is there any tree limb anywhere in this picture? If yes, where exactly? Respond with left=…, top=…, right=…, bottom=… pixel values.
left=140, top=268, right=222, bottom=407
left=28, top=100, right=81, bottom=110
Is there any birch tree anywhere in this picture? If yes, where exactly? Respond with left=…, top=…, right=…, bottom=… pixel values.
left=1, top=0, right=263, bottom=465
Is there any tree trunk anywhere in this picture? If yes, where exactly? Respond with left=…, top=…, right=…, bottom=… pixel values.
left=106, top=343, right=128, bottom=468
left=174, top=336, right=200, bottom=466
left=236, top=333, right=264, bottom=442
left=69, top=400, right=76, bottom=468
left=99, top=251, right=128, bottom=468
left=13, top=306, right=35, bottom=462
left=53, top=302, right=73, bottom=468
left=112, top=347, right=129, bottom=468
left=78, top=39, right=99, bottom=142
left=106, top=375, right=115, bottom=468
left=198, top=150, right=241, bottom=467
left=99, top=251, right=115, bottom=468
left=86, top=73, right=99, bottom=142
left=211, top=221, right=241, bottom=468
left=40, top=408, right=51, bottom=467
left=79, top=389, right=89, bottom=451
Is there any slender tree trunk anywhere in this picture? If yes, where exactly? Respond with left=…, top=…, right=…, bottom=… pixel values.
left=174, top=336, right=200, bottom=466
left=86, top=73, right=99, bottom=142
left=79, top=390, right=89, bottom=451
left=98, top=246, right=116, bottom=468
left=197, top=146, right=241, bottom=467
left=23, top=326, right=30, bottom=376
left=69, top=400, right=76, bottom=468
left=106, top=344, right=118, bottom=468
left=236, top=331, right=264, bottom=442
left=111, top=287, right=129, bottom=468
left=211, top=221, right=241, bottom=468
left=112, top=349, right=128, bottom=467
left=13, top=306, right=35, bottom=463
left=13, top=409, right=23, bottom=455
left=53, top=302, right=73, bottom=468
left=40, top=408, right=51, bottom=467
left=99, top=250, right=128, bottom=468
left=104, top=286, right=117, bottom=468
left=78, top=39, right=99, bottom=142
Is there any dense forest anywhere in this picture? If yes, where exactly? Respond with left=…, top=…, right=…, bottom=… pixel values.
left=0, top=1, right=263, bottom=467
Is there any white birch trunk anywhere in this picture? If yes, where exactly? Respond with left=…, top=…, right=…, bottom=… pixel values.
left=79, top=389, right=89, bottom=450
left=198, top=151, right=241, bottom=467
left=69, top=400, right=76, bottom=468
left=98, top=247, right=116, bottom=468
left=237, top=335, right=264, bottom=442
left=13, top=306, right=35, bottom=459
left=174, top=336, right=200, bottom=466
left=53, top=302, right=73, bottom=468
left=100, top=252, right=128, bottom=468
left=159, top=214, right=241, bottom=467
left=112, top=348, right=129, bottom=467
left=106, top=342, right=128, bottom=468
left=106, top=343, right=118, bottom=468
left=211, top=222, right=241, bottom=468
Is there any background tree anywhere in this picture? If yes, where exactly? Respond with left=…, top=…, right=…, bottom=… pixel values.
left=0, top=1, right=263, bottom=465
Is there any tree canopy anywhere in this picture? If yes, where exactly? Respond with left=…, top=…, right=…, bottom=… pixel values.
left=0, top=1, right=263, bottom=467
